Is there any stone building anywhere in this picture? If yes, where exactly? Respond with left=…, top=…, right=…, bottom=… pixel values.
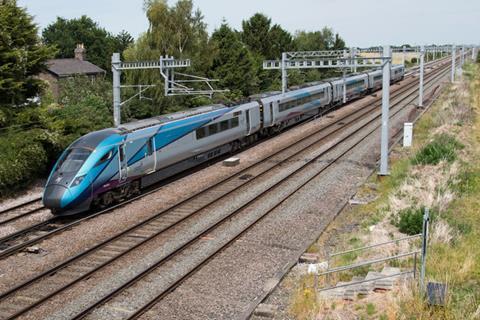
left=39, top=44, right=106, bottom=100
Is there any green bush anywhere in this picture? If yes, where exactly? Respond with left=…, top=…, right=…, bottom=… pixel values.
left=0, top=77, right=114, bottom=197
left=412, top=134, right=464, bottom=165
left=0, top=130, right=48, bottom=197
left=395, top=207, right=425, bottom=235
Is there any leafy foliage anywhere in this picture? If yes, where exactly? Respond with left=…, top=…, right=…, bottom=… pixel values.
left=42, top=16, right=133, bottom=72
left=0, top=0, right=55, bottom=106
left=123, top=0, right=212, bottom=116
left=0, top=129, right=48, bottom=196
left=412, top=133, right=464, bottom=165
left=294, top=27, right=346, bottom=51
left=395, top=207, right=425, bottom=235
left=210, top=23, right=259, bottom=97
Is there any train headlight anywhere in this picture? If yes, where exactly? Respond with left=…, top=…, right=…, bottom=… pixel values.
left=72, top=175, right=86, bottom=187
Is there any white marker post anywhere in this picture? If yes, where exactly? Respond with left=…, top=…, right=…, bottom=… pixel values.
left=403, top=123, right=413, bottom=147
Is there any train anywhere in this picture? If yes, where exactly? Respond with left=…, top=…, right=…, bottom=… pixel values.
left=43, top=65, right=405, bottom=215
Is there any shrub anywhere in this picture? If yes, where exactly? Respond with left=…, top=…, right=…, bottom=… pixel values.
left=412, top=134, right=463, bottom=165
left=0, top=129, right=48, bottom=197
left=396, top=207, right=426, bottom=235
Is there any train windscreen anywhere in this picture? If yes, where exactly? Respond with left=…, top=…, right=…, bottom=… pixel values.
left=56, top=148, right=91, bottom=173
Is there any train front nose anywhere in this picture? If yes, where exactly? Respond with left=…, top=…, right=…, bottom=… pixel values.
left=43, top=184, right=70, bottom=209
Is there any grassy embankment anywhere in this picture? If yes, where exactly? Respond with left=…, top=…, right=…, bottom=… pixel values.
left=289, top=62, right=480, bottom=319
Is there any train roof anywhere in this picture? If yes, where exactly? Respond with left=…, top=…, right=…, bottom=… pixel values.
left=118, top=104, right=227, bottom=133
left=70, top=128, right=121, bottom=150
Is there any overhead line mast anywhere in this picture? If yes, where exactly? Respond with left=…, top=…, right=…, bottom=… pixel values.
left=111, top=53, right=228, bottom=127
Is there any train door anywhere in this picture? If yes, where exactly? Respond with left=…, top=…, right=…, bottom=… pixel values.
left=245, top=109, right=251, bottom=134
left=270, top=102, right=274, bottom=126
left=119, top=143, right=128, bottom=182
left=143, top=137, right=156, bottom=174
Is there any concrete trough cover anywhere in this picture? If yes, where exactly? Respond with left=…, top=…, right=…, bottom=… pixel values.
left=427, top=282, right=448, bottom=306
left=223, top=157, right=240, bottom=167
left=299, top=252, right=320, bottom=264
left=254, top=304, right=278, bottom=318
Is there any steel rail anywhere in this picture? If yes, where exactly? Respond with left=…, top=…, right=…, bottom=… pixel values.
left=0, top=205, right=46, bottom=228
left=0, top=197, right=42, bottom=216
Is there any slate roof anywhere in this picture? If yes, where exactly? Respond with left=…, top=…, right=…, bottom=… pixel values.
left=46, top=59, right=106, bottom=77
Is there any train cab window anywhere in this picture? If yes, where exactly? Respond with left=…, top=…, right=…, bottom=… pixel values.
left=57, top=148, right=91, bottom=173
left=96, top=150, right=113, bottom=166
left=196, top=127, right=207, bottom=139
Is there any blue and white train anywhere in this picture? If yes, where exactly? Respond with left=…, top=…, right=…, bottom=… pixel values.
left=43, top=65, right=404, bottom=215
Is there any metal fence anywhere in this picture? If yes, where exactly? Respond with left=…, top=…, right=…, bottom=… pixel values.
left=314, top=209, right=430, bottom=294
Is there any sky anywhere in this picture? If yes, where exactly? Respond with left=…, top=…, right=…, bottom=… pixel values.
left=18, top=0, right=480, bottom=47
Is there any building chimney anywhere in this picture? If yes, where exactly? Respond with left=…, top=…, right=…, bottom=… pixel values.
left=74, top=43, right=86, bottom=61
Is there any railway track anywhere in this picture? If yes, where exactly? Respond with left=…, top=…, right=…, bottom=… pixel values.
left=0, top=58, right=452, bottom=319
left=0, top=197, right=44, bottom=228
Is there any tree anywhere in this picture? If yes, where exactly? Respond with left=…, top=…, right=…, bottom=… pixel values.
left=269, top=24, right=295, bottom=58
left=0, top=0, right=55, bottom=106
left=294, top=27, right=342, bottom=51
left=143, top=0, right=209, bottom=61
left=42, top=16, right=125, bottom=72
left=241, top=13, right=272, bottom=57
left=114, top=30, right=134, bottom=58
left=122, top=0, right=213, bottom=116
left=241, top=14, right=294, bottom=60
left=210, top=23, right=258, bottom=97
left=333, top=33, right=346, bottom=50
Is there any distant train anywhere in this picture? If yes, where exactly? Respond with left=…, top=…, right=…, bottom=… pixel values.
left=43, top=65, right=405, bottom=215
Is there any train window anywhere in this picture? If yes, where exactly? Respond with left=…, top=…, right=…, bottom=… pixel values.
left=231, top=117, right=239, bottom=128
left=57, top=148, right=91, bottom=173
left=233, top=111, right=241, bottom=117
left=98, top=150, right=113, bottom=165
left=119, top=146, right=125, bottom=162
left=146, top=138, right=154, bottom=155
left=196, top=127, right=207, bottom=140
left=208, top=123, right=219, bottom=135
left=347, top=80, right=363, bottom=90
left=220, top=120, right=229, bottom=131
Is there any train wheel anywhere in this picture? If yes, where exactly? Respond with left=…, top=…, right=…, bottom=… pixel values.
left=102, top=191, right=115, bottom=207
left=131, top=181, right=141, bottom=196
